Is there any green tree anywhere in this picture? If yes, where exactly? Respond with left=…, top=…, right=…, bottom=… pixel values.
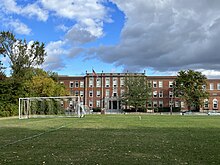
left=121, top=74, right=151, bottom=112
left=173, top=70, right=209, bottom=111
left=0, top=31, right=46, bottom=77
left=25, top=69, right=67, bottom=97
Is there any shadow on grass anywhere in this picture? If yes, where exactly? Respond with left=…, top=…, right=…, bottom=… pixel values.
left=0, top=125, right=220, bottom=164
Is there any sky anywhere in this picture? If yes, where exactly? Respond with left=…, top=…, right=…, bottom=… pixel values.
left=1, top=0, right=220, bottom=78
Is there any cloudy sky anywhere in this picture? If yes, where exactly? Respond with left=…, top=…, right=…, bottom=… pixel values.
left=1, top=0, right=220, bottom=77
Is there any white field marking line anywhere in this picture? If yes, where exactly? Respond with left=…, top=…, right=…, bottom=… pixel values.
left=0, top=122, right=73, bottom=149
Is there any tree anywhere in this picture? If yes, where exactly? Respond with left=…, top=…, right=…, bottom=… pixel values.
left=121, top=74, right=151, bottom=112
left=173, top=70, right=209, bottom=111
left=0, top=31, right=46, bottom=77
left=25, top=69, right=68, bottom=97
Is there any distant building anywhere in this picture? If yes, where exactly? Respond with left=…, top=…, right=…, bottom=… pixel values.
left=58, top=72, right=220, bottom=112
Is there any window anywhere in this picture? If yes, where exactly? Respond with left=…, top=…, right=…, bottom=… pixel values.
left=181, top=101, right=185, bottom=108
left=89, top=91, right=93, bottom=97
left=70, top=81, right=74, bottom=88
left=153, top=81, right=157, bottom=88
left=75, top=91, right=79, bottom=96
left=153, top=101, right=157, bottom=107
left=105, top=89, right=110, bottom=97
left=213, top=99, right=218, bottom=109
left=169, top=101, right=173, bottom=107
left=159, top=101, right=163, bottom=108
left=105, top=78, right=110, bottom=87
left=159, top=91, right=163, bottom=98
left=204, top=99, right=209, bottom=109
left=89, top=100, right=93, bottom=107
left=75, top=81, right=79, bottom=88
left=210, top=83, right=214, bottom=90
left=120, top=78, right=124, bottom=87
left=169, top=91, right=173, bottom=98
left=217, top=83, right=220, bottom=90
left=80, top=81, right=84, bottom=88
left=113, top=77, right=117, bottom=87
left=80, top=91, right=84, bottom=97
left=96, top=100, right=101, bottom=107
left=113, top=87, right=117, bottom=97
left=69, top=101, right=73, bottom=107
left=96, top=90, right=100, bottom=97
left=96, top=78, right=101, bottom=87
left=169, top=81, right=173, bottom=88
left=89, top=78, right=93, bottom=87
left=159, top=81, right=163, bottom=88
left=175, top=101, right=180, bottom=107
left=153, top=91, right=157, bottom=98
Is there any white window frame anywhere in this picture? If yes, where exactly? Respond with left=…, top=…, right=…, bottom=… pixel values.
left=120, top=77, right=124, bottom=87
left=153, top=91, right=157, bottom=98
left=105, top=89, right=110, bottom=97
left=210, top=83, right=214, bottom=90
left=75, top=81, right=79, bottom=88
left=96, top=78, right=101, bottom=87
left=105, top=78, right=110, bottom=87
left=159, top=91, right=163, bottom=98
left=80, top=91, right=84, bottom=97
left=159, top=81, right=163, bottom=88
left=96, top=90, right=101, bottom=97
left=89, top=78, right=93, bottom=87
left=213, top=99, right=218, bottom=109
left=80, top=81, right=84, bottom=88
left=96, top=100, right=101, bottom=107
left=89, top=90, right=93, bottom=97
left=70, top=81, right=74, bottom=88
left=153, top=81, right=157, bottom=88
left=169, top=81, right=173, bottom=88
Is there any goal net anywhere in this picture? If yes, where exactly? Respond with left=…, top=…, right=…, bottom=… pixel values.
left=19, top=96, right=89, bottom=119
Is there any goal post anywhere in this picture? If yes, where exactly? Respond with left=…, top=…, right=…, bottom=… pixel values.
left=18, top=96, right=88, bottom=119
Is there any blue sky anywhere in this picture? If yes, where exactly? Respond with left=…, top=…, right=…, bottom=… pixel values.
left=1, top=0, right=220, bottom=78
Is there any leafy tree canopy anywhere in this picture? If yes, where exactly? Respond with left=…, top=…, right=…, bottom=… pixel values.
left=0, top=31, right=46, bottom=77
left=121, top=74, right=151, bottom=111
left=174, top=70, right=209, bottom=110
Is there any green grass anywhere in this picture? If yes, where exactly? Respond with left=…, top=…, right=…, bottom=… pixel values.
left=0, top=115, right=220, bottom=164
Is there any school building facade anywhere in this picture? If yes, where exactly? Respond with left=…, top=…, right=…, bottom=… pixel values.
left=58, top=72, right=220, bottom=112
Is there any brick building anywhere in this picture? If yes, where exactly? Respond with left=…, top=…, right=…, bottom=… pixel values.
left=58, top=72, right=220, bottom=112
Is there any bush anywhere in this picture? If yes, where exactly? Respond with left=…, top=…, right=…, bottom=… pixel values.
left=93, top=107, right=101, bottom=112
left=158, top=107, right=181, bottom=112
left=0, top=103, right=18, bottom=117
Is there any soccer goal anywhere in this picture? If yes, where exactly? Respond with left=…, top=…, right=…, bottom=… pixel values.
left=19, top=96, right=89, bottom=119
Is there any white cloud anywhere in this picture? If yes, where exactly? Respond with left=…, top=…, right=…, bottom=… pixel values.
left=43, top=40, right=68, bottom=70
left=87, top=0, right=220, bottom=75
left=0, top=0, right=48, bottom=21
left=21, top=3, right=48, bottom=21
left=40, top=0, right=110, bottom=39
left=6, top=18, right=31, bottom=35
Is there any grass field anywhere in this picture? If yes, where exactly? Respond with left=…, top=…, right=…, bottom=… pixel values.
left=0, top=114, right=220, bottom=164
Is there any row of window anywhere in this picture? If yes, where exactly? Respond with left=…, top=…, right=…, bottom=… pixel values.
left=151, top=81, right=173, bottom=88
left=148, top=100, right=180, bottom=108
left=152, top=91, right=174, bottom=98
left=204, top=99, right=218, bottom=109
left=206, top=83, right=220, bottom=90
left=89, top=77, right=125, bottom=88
